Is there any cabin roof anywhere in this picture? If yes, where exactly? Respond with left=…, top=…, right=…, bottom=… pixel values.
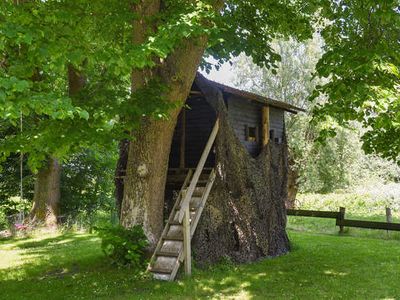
left=200, top=77, right=305, bottom=114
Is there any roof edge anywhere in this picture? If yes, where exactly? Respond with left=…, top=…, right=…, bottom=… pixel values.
left=198, top=74, right=306, bottom=114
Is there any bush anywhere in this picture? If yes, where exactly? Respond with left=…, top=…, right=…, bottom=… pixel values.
left=96, top=225, right=148, bottom=269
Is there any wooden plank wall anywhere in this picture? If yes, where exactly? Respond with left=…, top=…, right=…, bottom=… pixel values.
left=169, top=93, right=286, bottom=167
left=227, top=96, right=263, bottom=157
left=269, top=107, right=285, bottom=143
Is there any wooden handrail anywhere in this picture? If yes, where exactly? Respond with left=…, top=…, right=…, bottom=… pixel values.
left=178, top=118, right=219, bottom=223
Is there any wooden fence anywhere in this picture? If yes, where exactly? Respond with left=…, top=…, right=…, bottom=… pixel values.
left=287, top=207, right=400, bottom=232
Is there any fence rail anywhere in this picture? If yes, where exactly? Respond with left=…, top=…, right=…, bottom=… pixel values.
left=287, top=207, right=400, bottom=232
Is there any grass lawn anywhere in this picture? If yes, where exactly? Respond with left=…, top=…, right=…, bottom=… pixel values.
left=1, top=228, right=399, bottom=300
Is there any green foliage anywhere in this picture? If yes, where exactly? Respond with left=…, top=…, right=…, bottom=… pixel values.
left=0, top=134, right=33, bottom=230
left=0, top=196, right=30, bottom=217
left=60, top=148, right=117, bottom=224
left=0, top=1, right=176, bottom=171
left=0, top=153, right=33, bottom=205
left=96, top=225, right=148, bottom=269
left=0, top=0, right=322, bottom=171
left=313, top=0, right=400, bottom=162
left=0, top=197, right=30, bottom=230
left=204, top=0, right=319, bottom=71
left=1, top=1, right=397, bottom=197
left=231, top=35, right=400, bottom=194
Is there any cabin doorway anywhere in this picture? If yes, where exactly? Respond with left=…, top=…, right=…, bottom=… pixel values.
left=164, top=94, right=217, bottom=218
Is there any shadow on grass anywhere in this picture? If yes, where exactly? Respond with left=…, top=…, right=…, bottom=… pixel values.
left=15, top=232, right=91, bottom=249
left=0, top=233, right=104, bottom=282
left=1, top=231, right=400, bottom=299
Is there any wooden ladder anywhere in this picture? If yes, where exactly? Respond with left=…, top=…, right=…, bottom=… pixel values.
left=148, top=118, right=219, bottom=281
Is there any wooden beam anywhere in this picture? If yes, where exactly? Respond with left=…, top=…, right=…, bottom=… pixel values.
left=179, top=109, right=186, bottom=169
left=337, top=219, right=400, bottom=231
left=287, top=209, right=340, bottom=219
left=262, top=106, right=270, bottom=146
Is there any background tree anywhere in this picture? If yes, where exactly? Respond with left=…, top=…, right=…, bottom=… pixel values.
left=0, top=1, right=135, bottom=225
left=60, top=148, right=118, bottom=229
left=231, top=34, right=400, bottom=205
left=313, top=0, right=400, bottom=163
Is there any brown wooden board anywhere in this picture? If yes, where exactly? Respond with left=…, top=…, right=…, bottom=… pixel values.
left=287, top=209, right=340, bottom=219
left=337, top=219, right=400, bottom=231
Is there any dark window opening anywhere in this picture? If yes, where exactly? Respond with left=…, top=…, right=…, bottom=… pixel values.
left=246, top=125, right=259, bottom=142
left=269, top=129, right=275, bottom=141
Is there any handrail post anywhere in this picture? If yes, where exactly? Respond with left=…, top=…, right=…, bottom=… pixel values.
left=183, top=207, right=191, bottom=276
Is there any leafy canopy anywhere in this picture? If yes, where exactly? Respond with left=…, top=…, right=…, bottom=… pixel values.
left=6, top=0, right=397, bottom=170
left=312, top=0, right=400, bottom=162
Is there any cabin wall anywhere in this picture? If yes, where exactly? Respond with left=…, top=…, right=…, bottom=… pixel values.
left=226, top=95, right=286, bottom=156
left=269, top=107, right=285, bottom=143
left=169, top=93, right=286, bottom=168
left=227, top=95, right=263, bottom=157
left=168, top=96, right=216, bottom=169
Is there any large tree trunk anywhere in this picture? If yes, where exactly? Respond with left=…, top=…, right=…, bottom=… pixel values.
left=191, top=76, right=290, bottom=264
left=29, top=157, right=61, bottom=226
left=121, top=39, right=207, bottom=246
left=119, top=1, right=210, bottom=247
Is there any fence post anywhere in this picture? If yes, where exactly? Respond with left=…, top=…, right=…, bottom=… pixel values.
left=386, top=207, right=392, bottom=223
left=386, top=207, right=392, bottom=235
left=338, top=207, right=346, bottom=233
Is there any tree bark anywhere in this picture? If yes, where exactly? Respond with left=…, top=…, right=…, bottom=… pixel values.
left=115, top=139, right=129, bottom=217
left=29, top=157, right=61, bottom=226
left=119, top=1, right=211, bottom=247
left=121, top=37, right=207, bottom=246
left=190, top=75, right=290, bottom=264
left=286, top=154, right=299, bottom=209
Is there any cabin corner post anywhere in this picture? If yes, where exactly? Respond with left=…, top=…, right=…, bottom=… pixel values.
left=262, top=105, right=270, bottom=146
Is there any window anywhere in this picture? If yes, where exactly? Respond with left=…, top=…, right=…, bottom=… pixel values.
left=269, top=129, right=275, bottom=141
left=245, top=125, right=259, bottom=142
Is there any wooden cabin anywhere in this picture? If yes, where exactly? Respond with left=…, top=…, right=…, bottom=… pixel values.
left=149, top=75, right=303, bottom=281
left=168, top=78, right=302, bottom=171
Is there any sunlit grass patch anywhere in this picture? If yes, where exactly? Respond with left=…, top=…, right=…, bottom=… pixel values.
left=0, top=229, right=399, bottom=299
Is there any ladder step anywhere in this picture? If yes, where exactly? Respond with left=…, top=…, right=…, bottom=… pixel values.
left=149, top=167, right=216, bottom=282
left=149, top=267, right=173, bottom=274
left=175, top=206, right=197, bottom=212
left=163, top=236, right=183, bottom=241
left=169, top=221, right=182, bottom=226
left=156, top=251, right=179, bottom=258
